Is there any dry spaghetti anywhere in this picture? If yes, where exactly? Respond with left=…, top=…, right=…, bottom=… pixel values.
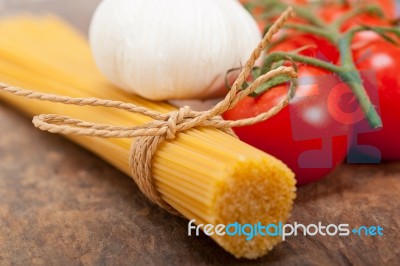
left=0, top=7, right=297, bottom=259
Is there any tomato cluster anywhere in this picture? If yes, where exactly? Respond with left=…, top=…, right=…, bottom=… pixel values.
left=226, top=1, right=400, bottom=185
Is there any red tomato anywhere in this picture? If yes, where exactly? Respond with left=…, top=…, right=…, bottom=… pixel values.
left=351, top=40, right=400, bottom=161
left=269, top=32, right=340, bottom=63
left=224, top=66, right=353, bottom=185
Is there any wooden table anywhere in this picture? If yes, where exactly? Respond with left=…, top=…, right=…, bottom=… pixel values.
left=0, top=1, right=399, bottom=265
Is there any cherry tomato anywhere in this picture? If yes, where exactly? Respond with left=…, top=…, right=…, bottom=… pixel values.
left=351, top=40, right=400, bottom=161
left=224, top=66, right=353, bottom=185
left=269, top=32, right=340, bottom=63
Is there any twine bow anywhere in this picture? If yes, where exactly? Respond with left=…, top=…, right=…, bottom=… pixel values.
left=0, top=7, right=296, bottom=214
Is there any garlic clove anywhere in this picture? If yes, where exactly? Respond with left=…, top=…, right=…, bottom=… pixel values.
left=90, top=0, right=262, bottom=100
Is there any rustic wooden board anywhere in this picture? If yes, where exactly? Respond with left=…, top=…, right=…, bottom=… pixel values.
left=0, top=1, right=399, bottom=265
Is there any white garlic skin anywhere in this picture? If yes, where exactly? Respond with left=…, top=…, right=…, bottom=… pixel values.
left=89, top=0, right=262, bottom=100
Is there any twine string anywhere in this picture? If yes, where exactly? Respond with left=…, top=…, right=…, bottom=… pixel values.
left=0, top=7, right=296, bottom=213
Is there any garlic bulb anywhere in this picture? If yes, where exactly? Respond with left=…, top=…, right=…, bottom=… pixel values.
left=89, top=0, right=262, bottom=100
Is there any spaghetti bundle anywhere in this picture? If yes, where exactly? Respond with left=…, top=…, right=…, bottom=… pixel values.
left=0, top=15, right=296, bottom=258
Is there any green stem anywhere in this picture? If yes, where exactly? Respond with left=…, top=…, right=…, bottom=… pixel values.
left=284, top=23, right=338, bottom=43
left=339, top=32, right=354, bottom=66
left=339, top=32, right=382, bottom=127
left=345, top=25, right=400, bottom=46
left=291, top=6, right=327, bottom=27
left=334, top=5, right=383, bottom=29
left=262, top=52, right=342, bottom=73
left=260, top=0, right=327, bottom=27
left=249, top=74, right=293, bottom=97
left=338, top=71, right=382, bottom=128
left=363, top=26, right=400, bottom=36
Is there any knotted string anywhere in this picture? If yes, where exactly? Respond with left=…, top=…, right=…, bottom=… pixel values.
left=0, top=7, right=296, bottom=214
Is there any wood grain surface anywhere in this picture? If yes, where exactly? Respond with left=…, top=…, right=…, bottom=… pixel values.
left=0, top=1, right=399, bottom=265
